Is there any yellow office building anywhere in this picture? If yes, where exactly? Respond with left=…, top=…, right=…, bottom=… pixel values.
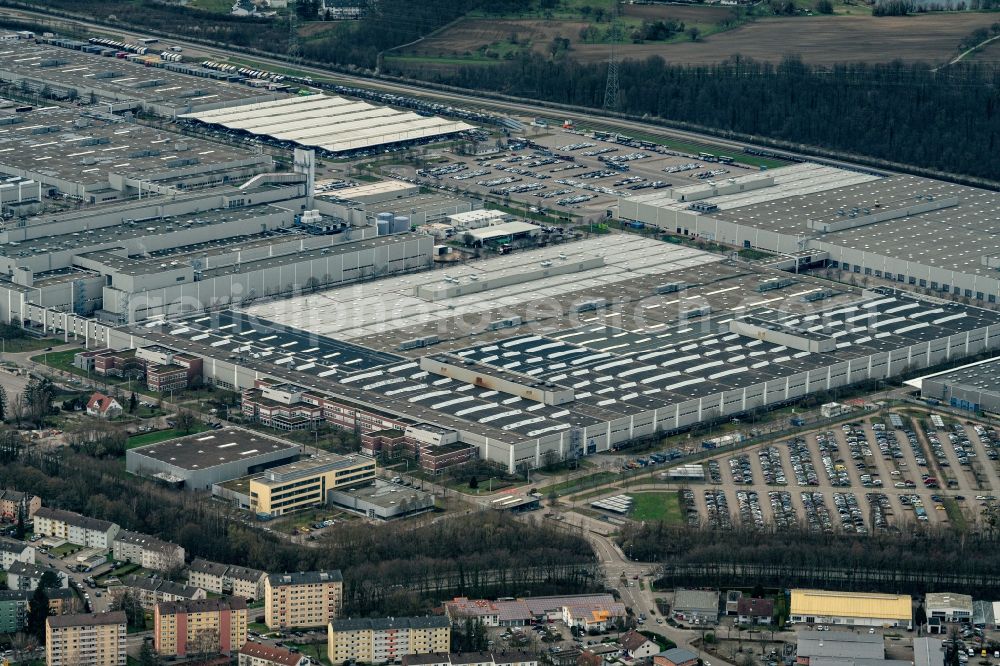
left=328, top=616, right=451, bottom=665
left=250, top=453, right=376, bottom=517
left=46, top=611, right=127, bottom=666
left=264, top=571, right=343, bottom=629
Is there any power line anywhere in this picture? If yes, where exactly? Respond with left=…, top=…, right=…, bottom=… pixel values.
left=603, top=6, right=621, bottom=112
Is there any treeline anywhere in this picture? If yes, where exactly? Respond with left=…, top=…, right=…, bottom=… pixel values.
left=0, top=446, right=596, bottom=615
left=620, top=522, right=1000, bottom=584
left=403, top=55, right=1000, bottom=182
left=20, top=0, right=289, bottom=51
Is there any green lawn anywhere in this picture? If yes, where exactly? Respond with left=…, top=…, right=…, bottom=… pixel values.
left=31, top=348, right=135, bottom=387
left=629, top=492, right=683, bottom=524
left=539, top=471, right=619, bottom=496
left=0, top=335, right=60, bottom=354
left=942, top=497, right=967, bottom=532
left=249, top=621, right=270, bottom=633
left=127, top=423, right=209, bottom=449
left=50, top=543, right=79, bottom=557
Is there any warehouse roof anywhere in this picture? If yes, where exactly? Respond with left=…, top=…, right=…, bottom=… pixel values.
left=791, top=589, right=912, bottom=621
left=797, top=631, right=884, bottom=659
left=925, top=592, right=973, bottom=611
left=0, top=40, right=277, bottom=112
left=180, top=94, right=473, bottom=154
left=922, top=358, right=1000, bottom=394
left=127, top=427, right=300, bottom=471
left=0, top=106, right=263, bottom=188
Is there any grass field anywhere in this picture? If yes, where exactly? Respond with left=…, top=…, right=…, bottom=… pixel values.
left=629, top=492, right=684, bottom=524
left=127, top=424, right=209, bottom=449
left=0, top=336, right=59, bottom=354
left=395, top=12, right=998, bottom=70
left=30, top=348, right=136, bottom=387
left=539, top=471, right=618, bottom=496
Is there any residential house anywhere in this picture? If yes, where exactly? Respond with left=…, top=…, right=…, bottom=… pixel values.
left=45, top=611, right=127, bottom=666
left=112, top=531, right=185, bottom=572
left=33, top=507, right=120, bottom=549
left=154, top=597, right=248, bottom=658
left=7, top=561, right=68, bottom=591
left=239, top=642, right=309, bottom=666
left=264, top=570, right=343, bottom=629
left=109, top=574, right=206, bottom=611
left=0, top=488, right=41, bottom=519
left=46, top=588, right=81, bottom=616
left=187, top=558, right=266, bottom=601
left=86, top=393, right=123, bottom=419
left=0, top=538, right=34, bottom=570
left=737, top=597, right=774, bottom=626
left=619, top=629, right=661, bottom=659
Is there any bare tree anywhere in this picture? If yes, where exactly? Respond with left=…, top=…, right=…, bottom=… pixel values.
left=174, top=408, right=198, bottom=435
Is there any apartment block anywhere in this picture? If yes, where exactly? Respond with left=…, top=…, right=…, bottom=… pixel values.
left=401, top=653, right=538, bottom=666
left=239, top=642, right=310, bottom=666
left=45, top=611, right=127, bottom=666
left=112, top=530, right=185, bottom=572
left=264, top=570, right=343, bottom=629
left=187, top=558, right=267, bottom=601
left=0, top=538, right=35, bottom=570
left=8, top=561, right=69, bottom=591
left=33, top=507, right=120, bottom=549
left=249, top=453, right=376, bottom=517
left=154, top=597, right=248, bottom=658
left=0, top=590, right=31, bottom=634
left=109, top=574, right=206, bottom=611
left=0, top=488, right=41, bottom=519
left=328, top=616, right=451, bottom=664
left=46, top=588, right=82, bottom=616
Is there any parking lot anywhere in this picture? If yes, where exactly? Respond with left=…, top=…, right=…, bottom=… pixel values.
left=371, top=125, right=764, bottom=221
left=602, top=411, right=1000, bottom=533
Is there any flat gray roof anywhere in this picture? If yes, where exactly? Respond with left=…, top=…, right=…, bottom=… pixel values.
left=0, top=106, right=261, bottom=188
left=331, top=480, right=434, bottom=510
left=715, top=171, right=1000, bottom=279
left=924, top=358, right=1000, bottom=395
left=0, top=40, right=279, bottom=111
left=128, top=427, right=299, bottom=471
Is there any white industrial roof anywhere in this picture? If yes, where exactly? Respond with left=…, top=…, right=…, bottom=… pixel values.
left=179, top=94, right=473, bottom=154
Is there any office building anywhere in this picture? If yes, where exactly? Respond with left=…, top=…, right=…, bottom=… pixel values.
left=248, top=453, right=376, bottom=517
